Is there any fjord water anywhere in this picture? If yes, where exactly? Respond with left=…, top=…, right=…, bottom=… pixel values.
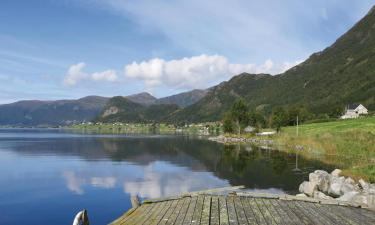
left=0, top=129, right=333, bottom=225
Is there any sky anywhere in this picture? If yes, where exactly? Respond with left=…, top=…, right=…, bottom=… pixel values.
left=0, top=0, right=374, bottom=103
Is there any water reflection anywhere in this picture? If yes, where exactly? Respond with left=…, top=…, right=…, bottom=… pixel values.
left=0, top=129, right=335, bottom=225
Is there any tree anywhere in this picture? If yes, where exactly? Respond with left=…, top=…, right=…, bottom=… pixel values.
left=230, top=99, right=250, bottom=134
left=286, top=105, right=312, bottom=126
left=271, top=107, right=288, bottom=132
left=223, top=113, right=234, bottom=133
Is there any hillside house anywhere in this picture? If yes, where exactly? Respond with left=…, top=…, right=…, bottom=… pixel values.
left=341, top=104, right=368, bottom=119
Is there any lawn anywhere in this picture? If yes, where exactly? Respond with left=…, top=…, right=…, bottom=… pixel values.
left=275, top=117, right=375, bottom=182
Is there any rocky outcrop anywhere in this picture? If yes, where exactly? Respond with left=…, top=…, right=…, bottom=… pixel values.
left=298, top=169, right=375, bottom=208
left=102, top=106, right=119, bottom=117
left=208, top=135, right=273, bottom=145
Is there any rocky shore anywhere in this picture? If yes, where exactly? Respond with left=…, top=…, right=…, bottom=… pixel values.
left=208, top=135, right=273, bottom=145
left=298, top=169, right=375, bottom=209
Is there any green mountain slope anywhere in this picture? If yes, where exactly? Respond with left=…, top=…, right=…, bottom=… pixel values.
left=97, top=96, right=179, bottom=123
left=156, top=89, right=208, bottom=108
left=168, top=6, right=375, bottom=122
left=125, top=92, right=157, bottom=106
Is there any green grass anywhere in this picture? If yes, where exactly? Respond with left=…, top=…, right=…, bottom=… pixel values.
left=276, top=117, right=375, bottom=182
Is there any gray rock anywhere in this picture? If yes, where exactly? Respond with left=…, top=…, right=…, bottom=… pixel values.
left=345, top=177, right=355, bottom=185
left=359, top=179, right=370, bottom=190
left=299, top=181, right=318, bottom=197
left=341, top=183, right=359, bottom=195
left=296, top=193, right=307, bottom=198
left=309, top=170, right=331, bottom=193
left=337, top=191, right=360, bottom=202
left=331, top=169, right=342, bottom=177
left=351, top=193, right=375, bottom=206
left=313, top=191, right=333, bottom=200
left=328, top=177, right=345, bottom=197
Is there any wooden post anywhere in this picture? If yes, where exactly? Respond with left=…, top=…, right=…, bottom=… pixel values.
left=296, top=115, right=299, bottom=137
left=131, top=195, right=140, bottom=208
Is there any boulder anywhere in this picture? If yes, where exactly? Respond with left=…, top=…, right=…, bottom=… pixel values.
left=359, top=179, right=370, bottom=190
left=337, top=191, right=360, bottom=202
left=345, top=177, right=355, bottom=185
left=309, top=170, right=330, bottom=192
left=299, top=181, right=318, bottom=197
left=331, top=169, right=342, bottom=177
left=351, top=193, right=375, bottom=206
left=313, top=191, right=333, bottom=200
left=328, top=177, right=345, bottom=197
left=341, top=182, right=358, bottom=195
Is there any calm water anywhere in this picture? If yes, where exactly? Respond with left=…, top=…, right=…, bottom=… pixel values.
left=0, top=129, right=333, bottom=225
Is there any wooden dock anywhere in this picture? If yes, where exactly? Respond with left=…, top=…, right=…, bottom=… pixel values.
left=110, top=192, right=375, bottom=225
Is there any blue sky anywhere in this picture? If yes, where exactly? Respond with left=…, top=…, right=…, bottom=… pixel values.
left=0, top=0, right=374, bottom=103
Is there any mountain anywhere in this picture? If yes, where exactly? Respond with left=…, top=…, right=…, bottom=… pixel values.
left=125, top=92, right=157, bottom=106
left=97, top=96, right=179, bottom=123
left=156, top=89, right=208, bottom=108
left=0, top=96, right=109, bottom=126
left=168, top=6, right=375, bottom=122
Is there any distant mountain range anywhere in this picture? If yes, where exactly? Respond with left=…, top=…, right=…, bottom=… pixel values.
left=124, top=89, right=208, bottom=108
left=0, top=96, right=109, bottom=126
left=0, top=89, right=207, bottom=126
left=2, top=6, right=375, bottom=126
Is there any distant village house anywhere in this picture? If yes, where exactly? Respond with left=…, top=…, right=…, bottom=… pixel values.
left=341, top=103, right=368, bottom=119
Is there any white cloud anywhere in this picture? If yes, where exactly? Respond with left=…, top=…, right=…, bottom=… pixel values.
left=91, top=177, right=117, bottom=188
left=63, top=62, right=118, bottom=86
left=91, top=70, right=118, bottom=82
left=63, top=62, right=88, bottom=86
left=123, top=163, right=228, bottom=199
left=62, top=171, right=86, bottom=195
left=125, top=54, right=301, bottom=89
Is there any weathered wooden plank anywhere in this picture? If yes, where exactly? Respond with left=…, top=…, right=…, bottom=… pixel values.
left=340, top=206, right=375, bottom=224
left=125, top=203, right=156, bottom=225
left=201, top=195, right=212, bottom=224
left=269, top=199, right=295, bottom=225
left=149, top=199, right=173, bottom=225
left=175, top=197, right=192, bottom=225
left=294, top=201, right=329, bottom=225
left=239, top=197, right=257, bottom=225
left=233, top=196, right=248, bottom=225
left=159, top=199, right=180, bottom=225
left=143, top=201, right=169, bottom=225
left=309, top=202, right=350, bottom=225
left=319, top=204, right=360, bottom=225
left=334, top=205, right=373, bottom=225
left=187, top=186, right=245, bottom=195
left=260, top=198, right=283, bottom=225
left=182, top=196, right=198, bottom=225
left=116, top=203, right=153, bottom=225
left=247, top=197, right=267, bottom=225
left=112, top=193, right=375, bottom=225
left=227, top=196, right=239, bottom=225
left=254, top=198, right=277, bottom=225
left=354, top=208, right=375, bottom=221
left=165, top=198, right=186, bottom=225
left=191, top=195, right=204, bottom=225
left=210, top=196, right=220, bottom=225
left=219, top=196, right=229, bottom=225
left=278, top=200, right=311, bottom=225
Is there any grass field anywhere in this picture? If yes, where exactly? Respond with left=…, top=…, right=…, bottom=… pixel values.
left=276, top=117, right=375, bottom=182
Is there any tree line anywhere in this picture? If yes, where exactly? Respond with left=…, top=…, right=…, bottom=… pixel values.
left=223, top=98, right=318, bottom=134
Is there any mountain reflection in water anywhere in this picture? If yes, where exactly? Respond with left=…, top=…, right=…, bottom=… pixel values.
left=0, top=129, right=334, bottom=225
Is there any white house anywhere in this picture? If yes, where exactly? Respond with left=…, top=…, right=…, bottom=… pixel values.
left=341, top=104, right=368, bottom=119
